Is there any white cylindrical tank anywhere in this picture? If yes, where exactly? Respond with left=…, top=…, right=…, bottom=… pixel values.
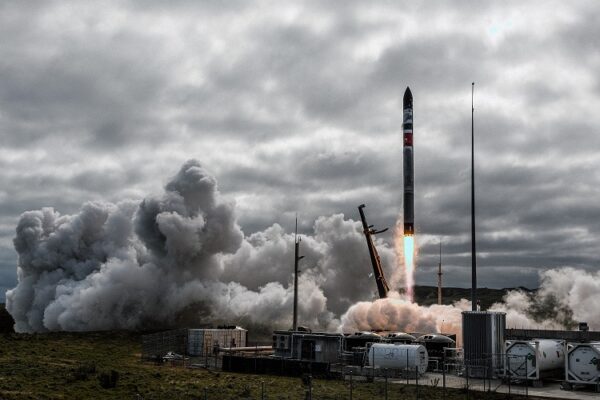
left=367, top=343, right=428, bottom=373
left=505, top=339, right=564, bottom=379
left=566, top=342, right=600, bottom=384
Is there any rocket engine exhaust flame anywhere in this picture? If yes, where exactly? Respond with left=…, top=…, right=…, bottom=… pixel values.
left=393, top=223, right=416, bottom=303
left=403, top=234, right=415, bottom=302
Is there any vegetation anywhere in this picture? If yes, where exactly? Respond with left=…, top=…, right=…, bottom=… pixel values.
left=0, top=331, right=552, bottom=399
left=0, top=303, right=15, bottom=333
left=412, top=285, right=535, bottom=310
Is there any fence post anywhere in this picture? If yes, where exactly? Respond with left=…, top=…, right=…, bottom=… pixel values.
left=308, top=374, right=312, bottom=400
left=372, top=345, right=375, bottom=382
left=204, top=387, right=208, bottom=400
left=261, top=380, right=265, bottom=400
left=525, top=355, right=528, bottom=397
left=406, top=351, right=409, bottom=385
left=442, top=350, right=446, bottom=400
left=415, top=365, right=419, bottom=400
left=465, top=363, right=469, bottom=400
left=349, top=372, right=353, bottom=400
left=385, top=369, right=388, bottom=400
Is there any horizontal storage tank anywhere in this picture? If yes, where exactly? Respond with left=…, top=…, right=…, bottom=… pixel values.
left=367, top=343, right=428, bottom=374
left=505, top=339, right=564, bottom=380
left=344, top=331, right=383, bottom=351
left=414, top=334, right=455, bottom=359
left=387, top=332, right=416, bottom=344
left=565, top=342, right=600, bottom=385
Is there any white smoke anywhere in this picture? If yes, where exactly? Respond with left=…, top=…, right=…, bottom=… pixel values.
left=6, top=160, right=388, bottom=332
left=340, top=267, right=600, bottom=343
left=340, top=292, right=468, bottom=342
left=6, top=160, right=600, bottom=335
left=489, top=267, right=600, bottom=331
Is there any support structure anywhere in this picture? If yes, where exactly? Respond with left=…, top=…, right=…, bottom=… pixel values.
left=358, top=204, right=390, bottom=298
left=292, top=217, right=304, bottom=331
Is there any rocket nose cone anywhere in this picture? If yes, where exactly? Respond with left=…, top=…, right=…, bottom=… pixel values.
left=403, top=86, right=413, bottom=108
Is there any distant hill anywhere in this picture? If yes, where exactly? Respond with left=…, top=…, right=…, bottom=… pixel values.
left=0, top=303, right=15, bottom=333
left=412, top=285, right=535, bottom=311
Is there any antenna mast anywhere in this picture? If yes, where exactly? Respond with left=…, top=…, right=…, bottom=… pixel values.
left=292, top=215, right=304, bottom=331
left=437, top=239, right=442, bottom=305
left=470, top=82, right=477, bottom=312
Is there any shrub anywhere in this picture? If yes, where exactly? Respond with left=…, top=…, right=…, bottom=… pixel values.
left=98, top=370, right=119, bottom=388
left=69, top=362, right=96, bottom=381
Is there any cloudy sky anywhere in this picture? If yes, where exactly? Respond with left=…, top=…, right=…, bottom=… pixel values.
left=1, top=0, right=599, bottom=300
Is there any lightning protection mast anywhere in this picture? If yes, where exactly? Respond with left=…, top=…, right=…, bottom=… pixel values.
left=471, top=82, right=477, bottom=312
left=438, top=239, right=442, bottom=305
left=292, top=216, right=304, bottom=331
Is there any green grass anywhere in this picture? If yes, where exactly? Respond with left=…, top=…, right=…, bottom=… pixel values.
left=0, top=331, right=545, bottom=399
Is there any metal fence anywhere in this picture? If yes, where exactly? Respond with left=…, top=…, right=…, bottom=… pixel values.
left=142, top=341, right=560, bottom=399
left=192, top=361, right=534, bottom=400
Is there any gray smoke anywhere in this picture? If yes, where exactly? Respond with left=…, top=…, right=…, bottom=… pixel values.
left=6, top=160, right=388, bottom=332
left=7, top=160, right=600, bottom=334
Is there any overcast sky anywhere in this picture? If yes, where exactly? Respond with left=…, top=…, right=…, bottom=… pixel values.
left=1, top=0, right=599, bottom=300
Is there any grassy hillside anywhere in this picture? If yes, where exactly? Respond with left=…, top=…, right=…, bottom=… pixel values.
left=0, top=331, right=547, bottom=400
left=412, top=285, right=535, bottom=311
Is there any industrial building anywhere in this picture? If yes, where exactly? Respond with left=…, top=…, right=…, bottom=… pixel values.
left=187, top=327, right=247, bottom=356
left=142, top=326, right=247, bottom=360
left=272, top=330, right=344, bottom=363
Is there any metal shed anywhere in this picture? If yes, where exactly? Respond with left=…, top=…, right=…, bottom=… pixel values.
left=272, top=330, right=343, bottom=363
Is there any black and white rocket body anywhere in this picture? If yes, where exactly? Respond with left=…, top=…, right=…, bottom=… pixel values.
left=403, top=87, right=414, bottom=236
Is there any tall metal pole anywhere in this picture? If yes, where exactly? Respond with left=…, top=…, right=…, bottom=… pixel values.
left=293, top=216, right=303, bottom=331
left=437, top=239, right=442, bottom=305
left=470, top=82, right=477, bottom=312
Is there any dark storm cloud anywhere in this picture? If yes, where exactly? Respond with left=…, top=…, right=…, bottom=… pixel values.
left=1, top=0, right=600, bottom=301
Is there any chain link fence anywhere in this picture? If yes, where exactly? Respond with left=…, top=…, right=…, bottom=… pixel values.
left=142, top=334, right=548, bottom=399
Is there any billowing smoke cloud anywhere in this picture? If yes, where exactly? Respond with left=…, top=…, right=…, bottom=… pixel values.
left=6, top=160, right=600, bottom=335
left=489, top=267, right=600, bottom=331
left=340, top=267, right=600, bottom=343
left=6, top=160, right=389, bottom=332
left=340, top=293, right=468, bottom=342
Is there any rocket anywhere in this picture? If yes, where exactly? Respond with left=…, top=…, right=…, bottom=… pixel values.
left=403, top=87, right=414, bottom=235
